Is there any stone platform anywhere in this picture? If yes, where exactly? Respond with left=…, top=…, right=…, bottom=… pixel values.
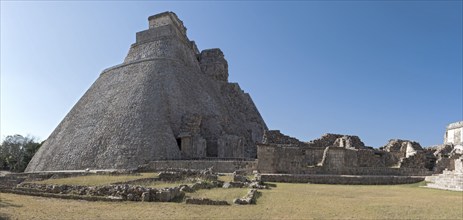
left=425, top=170, right=463, bottom=191
left=260, top=174, right=425, bottom=185
left=425, top=156, right=463, bottom=191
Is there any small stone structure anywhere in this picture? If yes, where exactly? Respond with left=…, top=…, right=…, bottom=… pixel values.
left=444, top=121, right=463, bottom=146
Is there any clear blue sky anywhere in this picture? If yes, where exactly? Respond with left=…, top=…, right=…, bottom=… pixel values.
left=1, top=1, right=462, bottom=148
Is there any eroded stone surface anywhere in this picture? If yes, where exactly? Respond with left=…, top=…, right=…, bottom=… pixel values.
left=257, top=131, right=435, bottom=175
left=26, top=12, right=267, bottom=172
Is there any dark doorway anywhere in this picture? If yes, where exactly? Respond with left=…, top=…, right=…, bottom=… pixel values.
left=206, top=140, right=218, bottom=157
left=176, top=138, right=182, bottom=151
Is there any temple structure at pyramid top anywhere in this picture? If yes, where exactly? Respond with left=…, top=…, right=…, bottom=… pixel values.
left=26, top=12, right=268, bottom=172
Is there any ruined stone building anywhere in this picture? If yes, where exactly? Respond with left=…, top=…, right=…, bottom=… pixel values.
left=24, top=12, right=462, bottom=179
left=257, top=122, right=462, bottom=176
left=26, top=12, right=267, bottom=172
left=426, top=122, right=463, bottom=191
left=429, top=121, right=463, bottom=173
left=257, top=131, right=435, bottom=175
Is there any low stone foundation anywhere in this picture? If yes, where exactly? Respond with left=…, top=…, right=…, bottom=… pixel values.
left=233, top=189, right=259, bottom=205
left=13, top=183, right=186, bottom=202
left=0, top=168, right=268, bottom=205
left=260, top=174, right=424, bottom=185
left=137, top=160, right=257, bottom=173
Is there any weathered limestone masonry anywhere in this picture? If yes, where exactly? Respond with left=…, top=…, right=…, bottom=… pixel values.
left=444, top=121, right=463, bottom=146
left=424, top=121, right=463, bottom=191
left=26, top=12, right=267, bottom=172
left=425, top=155, right=463, bottom=191
left=1, top=168, right=266, bottom=205
left=137, top=160, right=257, bottom=173
left=22, top=10, right=460, bottom=187
left=257, top=130, right=433, bottom=176
left=260, top=174, right=424, bottom=185
left=426, top=121, right=463, bottom=173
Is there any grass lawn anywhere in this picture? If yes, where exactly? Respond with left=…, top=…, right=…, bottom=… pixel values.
left=217, top=174, right=254, bottom=182
left=217, top=175, right=234, bottom=182
left=186, top=188, right=249, bottom=203
left=28, top=173, right=157, bottom=186
left=1, top=182, right=462, bottom=219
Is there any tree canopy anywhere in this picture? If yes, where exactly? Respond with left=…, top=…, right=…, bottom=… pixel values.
left=0, top=135, right=42, bottom=172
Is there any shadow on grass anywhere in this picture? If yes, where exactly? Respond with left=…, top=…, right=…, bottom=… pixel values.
left=0, top=213, right=11, bottom=220
left=0, top=197, right=21, bottom=220
left=0, top=198, right=22, bottom=208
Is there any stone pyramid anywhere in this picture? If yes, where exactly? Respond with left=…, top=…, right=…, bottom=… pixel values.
left=25, top=12, right=267, bottom=172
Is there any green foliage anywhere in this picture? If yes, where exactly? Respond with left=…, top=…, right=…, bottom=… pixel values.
left=0, top=135, right=42, bottom=172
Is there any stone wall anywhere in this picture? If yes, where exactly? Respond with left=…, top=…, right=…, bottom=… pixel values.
left=256, top=144, right=325, bottom=173
left=12, top=182, right=185, bottom=202
left=260, top=174, right=425, bottom=185
left=217, top=135, right=244, bottom=158
left=315, top=167, right=432, bottom=176
left=321, top=147, right=358, bottom=168
left=257, top=130, right=439, bottom=176
left=137, top=160, right=257, bottom=173
left=257, top=144, right=432, bottom=176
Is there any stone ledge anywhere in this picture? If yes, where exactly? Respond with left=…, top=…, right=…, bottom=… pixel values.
left=260, top=174, right=424, bottom=185
left=100, top=57, right=183, bottom=75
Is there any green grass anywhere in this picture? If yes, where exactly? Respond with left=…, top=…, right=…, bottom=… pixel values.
left=217, top=174, right=254, bottom=182
left=217, top=175, right=233, bottom=182
left=2, top=181, right=462, bottom=219
left=186, top=188, right=248, bottom=203
left=28, top=173, right=157, bottom=186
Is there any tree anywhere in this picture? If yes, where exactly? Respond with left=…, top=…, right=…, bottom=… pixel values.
left=0, top=135, right=42, bottom=172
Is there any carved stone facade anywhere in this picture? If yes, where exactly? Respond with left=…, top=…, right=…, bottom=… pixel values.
left=444, top=121, right=463, bottom=145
